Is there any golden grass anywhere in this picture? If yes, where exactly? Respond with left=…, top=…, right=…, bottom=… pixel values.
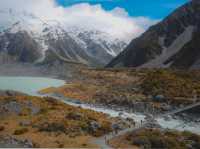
left=109, top=128, right=200, bottom=149
left=0, top=95, right=114, bottom=148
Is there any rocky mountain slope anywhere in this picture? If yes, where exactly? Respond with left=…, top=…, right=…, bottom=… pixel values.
left=0, top=9, right=127, bottom=66
left=107, top=0, right=200, bottom=69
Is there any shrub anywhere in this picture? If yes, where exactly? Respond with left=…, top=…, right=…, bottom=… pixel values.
left=133, top=136, right=151, bottom=148
left=149, top=137, right=166, bottom=148
left=0, top=126, right=5, bottom=131
left=14, top=128, right=29, bottom=135
left=38, top=123, right=66, bottom=133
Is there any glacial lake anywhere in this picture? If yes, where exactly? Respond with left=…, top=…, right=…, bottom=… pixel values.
left=0, top=76, right=65, bottom=96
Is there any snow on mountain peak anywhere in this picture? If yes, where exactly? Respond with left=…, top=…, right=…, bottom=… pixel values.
left=0, top=9, right=128, bottom=65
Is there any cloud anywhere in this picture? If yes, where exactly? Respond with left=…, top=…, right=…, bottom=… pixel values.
left=0, top=0, right=158, bottom=41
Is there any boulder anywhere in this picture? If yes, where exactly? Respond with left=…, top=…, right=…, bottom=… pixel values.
left=153, top=95, right=165, bottom=102
left=89, top=121, right=101, bottom=132
left=19, top=120, right=31, bottom=127
left=66, top=112, right=84, bottom=120
left=133, top=136, right=151, bottom=148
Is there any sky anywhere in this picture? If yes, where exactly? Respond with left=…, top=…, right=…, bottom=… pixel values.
left=57, top=0, right=188, bottom=19
left=0, top=0, right=189, bottom=41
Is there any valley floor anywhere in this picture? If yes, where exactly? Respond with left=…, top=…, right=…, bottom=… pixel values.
left=40, top=68, right=200, bottom=114
left=1, top=66, right=200, bottom=148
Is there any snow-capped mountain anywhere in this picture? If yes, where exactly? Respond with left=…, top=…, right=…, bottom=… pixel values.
left=0, top=9, right=127, bottom=66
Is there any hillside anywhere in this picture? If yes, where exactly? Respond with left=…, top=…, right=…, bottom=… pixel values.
left=107, top=0, right=200, bottom=69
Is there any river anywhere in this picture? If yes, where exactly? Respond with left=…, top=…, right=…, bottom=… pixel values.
left=0, top=76, right=199, bottom=134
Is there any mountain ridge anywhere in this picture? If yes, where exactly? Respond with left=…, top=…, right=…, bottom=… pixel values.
left=0, top=9, right=127, bottom=66
left=107, top=0, right=200, bottom=69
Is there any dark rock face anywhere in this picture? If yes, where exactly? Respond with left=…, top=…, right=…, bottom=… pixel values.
left=43, top=30, right=97, bottom=66
left=0, top=90, right=26, bottom=96
left=0, top=31, right=42, bottom=63
left=107, top=0, right=200, bottom=69
left=169, top=26, right=200, bottom=69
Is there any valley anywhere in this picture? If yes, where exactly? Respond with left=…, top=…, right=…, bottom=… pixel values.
left=40, top=68, right=200, bottom=113
left=0, top=0, right=200, bottom=148
left=0, top=67, right=200, bottom=148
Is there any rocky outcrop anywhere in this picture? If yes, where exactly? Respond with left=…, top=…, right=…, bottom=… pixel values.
left=0, top=136, right=34, bottom=148
left=0, top=31, right=42, bottom=64
left=0, top=90, right=26, bottom=96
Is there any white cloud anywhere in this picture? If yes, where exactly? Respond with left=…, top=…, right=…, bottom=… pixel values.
left=0, top=0, right=158, bottom=41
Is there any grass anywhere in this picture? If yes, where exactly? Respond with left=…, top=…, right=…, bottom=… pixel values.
left=0, top=95, right=114, bottom=148
left=40, top=68, right=200, bottom=108
left=13, top=128, right=29, bottom=135
left=141, top=69, right=200, bottom=102
left=109, top=128, right=200, bottom=149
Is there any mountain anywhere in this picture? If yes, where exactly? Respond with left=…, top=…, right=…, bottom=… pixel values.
left=0, top=9, right=127, bottom=66
left=107, top=0, right=200, bottom=69
left=73, top=30, right=126, bottom=65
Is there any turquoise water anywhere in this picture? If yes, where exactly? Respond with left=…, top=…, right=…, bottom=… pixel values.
left=0, top=76, right=65, bottom=96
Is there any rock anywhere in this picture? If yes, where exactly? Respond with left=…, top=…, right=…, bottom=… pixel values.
left=163, top=116, right=171, bottom=121
left=0, top=136, right=34, bottom=148
left=89, top=121, right=101, bottom=132
left=0, top=90, right=26, bottom=96
left=161, top=104, right=172, bottom=111
left=145, top=114, right=154, bottom=121
left=0, top=100, right=40, bottom=116
left=3, top=101, right=22, bottom=115
left=153, top=95, right=165, bottom=102
left=66, top=112, right=83, bottom=120
left=145, top=121, right=161, bottom=129
left=118, top=112, right=124, bottom=117
left=111, top=122, right=124, bottom=131
left=126, top=118, right=135, bottom=124
left=38, top=123, right=66, bottom=133
left=179, top=104, right=185, bottom=108
left=19, top=120, right=31, bottom=127
left=25, top=101, right=40, bottom=115
left=20, top=139, right=33, bottom=148
left=133, top=137, right=151, bottom=148
left=186, top=143, right=193, bottom=149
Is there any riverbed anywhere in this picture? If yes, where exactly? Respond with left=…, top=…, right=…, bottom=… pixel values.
left=0, top=76, right=199, bottom=134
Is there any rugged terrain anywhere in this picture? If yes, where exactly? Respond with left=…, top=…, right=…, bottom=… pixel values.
left=0, top=9, right=127, bottom=66
left=109, top=128, right=200, bottom=149
left=40, top=68, right=200, bottom=114
left=107, top=0, right=200, bottom=69
left=0, top=94, right=118, bottom=148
